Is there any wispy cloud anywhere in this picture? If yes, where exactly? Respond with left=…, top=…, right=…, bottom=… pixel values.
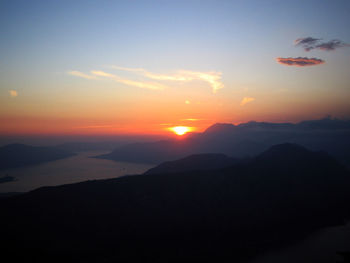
left=91, top=70, right=166, bottom=90
left=276, top=57, right=325, bottom=67
left=69, top=66, right=224, bottom=93
left=9, top=90, right=18, bottom=97
left=295, top=37, right=349, bottom=51
left=68, top=71, right=97, bottom=80
left=69, top=70, right=165, bottom=90
left=240, top=97, right=255, bottom=106
left=179, top=70, right=224, bottom=93
left=180, top=118, right=203, bottom=121
left=110, top=66, right=224, bottom=93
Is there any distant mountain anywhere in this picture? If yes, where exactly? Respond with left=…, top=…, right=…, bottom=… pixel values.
left=94, top=139, right=195, bottom=164
left=95, top=118, right=350, bottom=166
left=1, top=143, right=349, bottom=262
left=56, top=141, right=125, bottom=152
left=144, top=153, right=240, bottom=175
left=55, top=135, right=173, bottom=153
left=0, top=144, right=75, bottom=170
left=203, top=122, right=237, bottom=133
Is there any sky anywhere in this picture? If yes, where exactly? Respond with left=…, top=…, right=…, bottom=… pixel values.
left=1, top=0, right=350, bottom=136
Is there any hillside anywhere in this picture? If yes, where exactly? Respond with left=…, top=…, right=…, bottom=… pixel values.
left=144, top=153, right=239, bottom=174
left=1, top=144, right=350, bottom=262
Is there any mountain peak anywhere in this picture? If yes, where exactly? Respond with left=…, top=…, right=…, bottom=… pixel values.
left=204, top=123, right=236, bottom=134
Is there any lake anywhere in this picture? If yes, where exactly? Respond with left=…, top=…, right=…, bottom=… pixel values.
left=0, top=151, right=154, bottom=193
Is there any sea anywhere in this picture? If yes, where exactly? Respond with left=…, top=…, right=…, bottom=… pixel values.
left=0, top=151, right=154, bottom=193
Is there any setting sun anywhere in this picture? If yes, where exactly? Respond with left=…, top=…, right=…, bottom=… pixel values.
left=169, top=126, right=192, bottom=136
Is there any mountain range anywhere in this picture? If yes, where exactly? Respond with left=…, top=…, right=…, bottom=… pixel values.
left=1, top=143, right=349, bottom=262
left=95, top=118, right=350, bottom=166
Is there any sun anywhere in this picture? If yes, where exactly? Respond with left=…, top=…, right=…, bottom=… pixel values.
left=169, top=126, right=192, bottom=136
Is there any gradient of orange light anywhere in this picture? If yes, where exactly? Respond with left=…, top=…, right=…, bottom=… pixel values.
left=2, top=81, right=350, bottom=135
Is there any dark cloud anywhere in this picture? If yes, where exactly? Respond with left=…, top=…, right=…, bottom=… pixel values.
left=295, top=37, right=349, bottom=51
left=316, top=40, right=349, bottom=51
left=295, top=37, right=320, bottom=51
left=276, top=57, right=325, bottom=67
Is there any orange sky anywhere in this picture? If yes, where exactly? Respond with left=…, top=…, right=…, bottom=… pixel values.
left=1, top=1, right=350, bottom=137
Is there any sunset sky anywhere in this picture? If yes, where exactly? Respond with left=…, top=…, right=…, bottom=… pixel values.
left=1, top=0, right=350, bottom=136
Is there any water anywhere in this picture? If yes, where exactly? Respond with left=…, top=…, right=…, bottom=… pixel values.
left=0, top=151, right=154, bottom=193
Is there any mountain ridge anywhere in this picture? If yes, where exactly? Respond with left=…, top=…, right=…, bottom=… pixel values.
left=1, top=143, right=349, bottom=262
left=95, top=118, right=350, bottom=166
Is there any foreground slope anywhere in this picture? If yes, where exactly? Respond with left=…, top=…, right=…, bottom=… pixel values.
left=1, top=144, right=350, bottom=262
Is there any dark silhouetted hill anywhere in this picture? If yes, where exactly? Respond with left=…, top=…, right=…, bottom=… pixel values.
left=144, top=153, right=240, bottom=174
left=0, top=144, right=75, bottom=170
left=95, top=118, right=350, bottom=166
left=1, top=144, right=350, bottom=262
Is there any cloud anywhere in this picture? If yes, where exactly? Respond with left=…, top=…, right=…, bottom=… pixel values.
left=240, top=97, right=255, bottom=106
left=181, top=118, right=203, bottom=121
left=110, top=66, right=193, bottom=81
left=295, top=37, right=349, bottom=51
left=69, top=66, right=224, bottom=93
left=276, top=57, right=325, bottom=67
left=91, top=70, right=115, bottom=78
left=68, top=71, right=97, bottom=80
left=69, top=70, right=165, bottom=90
left=9, top=90, right=18, bottom=97
left=91, top=70, right=166, bottom=90
left=110, top=66, right=224, bottom=93
left=294, top=37, right=320, bottom=51
left=316, top=40, right=350, bottom=51
left=179, top=70, right=224, bottom=93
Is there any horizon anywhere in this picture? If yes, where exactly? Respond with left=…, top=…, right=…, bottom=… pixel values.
left=0, top=116, right=348, bottom=147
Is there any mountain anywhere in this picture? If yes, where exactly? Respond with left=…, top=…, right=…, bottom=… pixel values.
left=56, top=141, right=125, bottom=152
left=144, top=153, right=240, bottom=175
left=1, top=144, right=349, bottom=262
left=0, top=144, right=75, bottom=170
left=95, top=118, right=350, bottom=166
left=94, top=139, right=196, bottom=164
left=54, top=135, right=174, bottom=153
